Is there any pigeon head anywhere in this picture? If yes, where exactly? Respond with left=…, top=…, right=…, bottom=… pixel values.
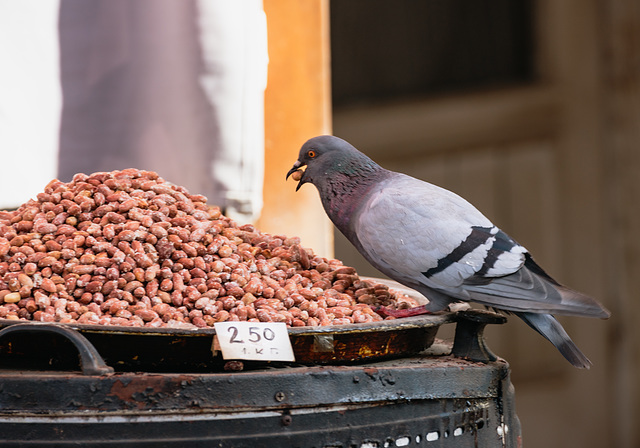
left=286, top=135, right=380, bottom=192
left=286, top=135, right=387, bottom=230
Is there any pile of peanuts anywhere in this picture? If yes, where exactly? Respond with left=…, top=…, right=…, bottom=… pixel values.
left=0, top=169, right=417, bottom=328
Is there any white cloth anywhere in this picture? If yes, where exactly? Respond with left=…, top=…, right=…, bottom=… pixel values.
left=0, top=0, right=61, bottom=209
left=1, top=0, right=268, bottom=223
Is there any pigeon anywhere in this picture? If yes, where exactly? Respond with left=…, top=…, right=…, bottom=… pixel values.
left=287, top=135, right=610, bottom=369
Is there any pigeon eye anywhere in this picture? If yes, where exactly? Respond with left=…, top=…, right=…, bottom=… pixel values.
left=307, top=150, right=316, bottom=158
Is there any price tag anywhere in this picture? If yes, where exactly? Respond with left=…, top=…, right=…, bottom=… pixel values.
left=213, top=322, right=295, bottom=362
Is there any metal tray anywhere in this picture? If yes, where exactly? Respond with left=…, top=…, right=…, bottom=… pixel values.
left=0, top=278, right=462, bottom=372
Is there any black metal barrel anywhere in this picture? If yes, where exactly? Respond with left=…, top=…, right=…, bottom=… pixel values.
left=0, top=311, right=521, bottom=448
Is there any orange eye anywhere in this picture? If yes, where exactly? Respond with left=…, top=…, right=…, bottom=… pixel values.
left=307, top=150, right=316, bottom=158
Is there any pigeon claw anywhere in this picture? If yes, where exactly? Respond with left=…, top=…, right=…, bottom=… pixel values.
left=371, top=304, right=431, bottom=319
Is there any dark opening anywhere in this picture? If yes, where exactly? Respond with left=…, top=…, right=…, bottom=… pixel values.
left=331, top=0, right=535, bottom=107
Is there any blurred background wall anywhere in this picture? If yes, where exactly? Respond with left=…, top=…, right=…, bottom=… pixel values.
left=329, top=0, right=639, bottom=447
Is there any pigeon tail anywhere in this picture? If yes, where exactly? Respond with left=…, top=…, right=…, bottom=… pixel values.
left=462, top=255, right=611, bottom=319
left=522, top=255, right=610, bottom=319
left=516, top=311, right=592, bottom=369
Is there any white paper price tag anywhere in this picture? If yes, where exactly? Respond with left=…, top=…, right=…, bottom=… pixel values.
left=213, top=322, right=295, bottom=362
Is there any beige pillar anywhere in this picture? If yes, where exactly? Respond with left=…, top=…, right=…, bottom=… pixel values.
left=256, top=0, right=333, bottom=258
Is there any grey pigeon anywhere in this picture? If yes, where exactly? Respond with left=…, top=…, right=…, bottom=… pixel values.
left=287, top=135, right=610, bottom=369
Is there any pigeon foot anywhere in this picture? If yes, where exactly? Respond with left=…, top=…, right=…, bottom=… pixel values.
left=373, top=304, right=431, bottom=318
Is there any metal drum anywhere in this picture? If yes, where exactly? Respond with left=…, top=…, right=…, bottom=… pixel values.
left=0, top=308, right=521, bottom=448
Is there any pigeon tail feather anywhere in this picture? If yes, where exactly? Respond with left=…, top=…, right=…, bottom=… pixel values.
left=521, top=255, right=610, bottom=318
left=516, top=311, right=592, bottom=369
left=463, top=255, right=610, bottom=319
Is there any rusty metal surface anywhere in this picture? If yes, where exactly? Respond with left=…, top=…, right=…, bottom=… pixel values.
left=0, top=353, right=520, bottom=447
left=0, top=400, right=506, bottom=448
left=0, top=354, right=504, bottom=412
left=0, top=301, right=520, bottom=447
left=0, top=313, right=457, bottom=371
left=0, top=310, right=505, bottom=373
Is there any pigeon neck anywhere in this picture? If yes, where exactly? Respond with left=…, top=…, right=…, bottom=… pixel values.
left=320, top=164, right=387, bottom=233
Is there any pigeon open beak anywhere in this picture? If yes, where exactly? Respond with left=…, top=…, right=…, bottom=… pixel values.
left=286, top=161, right=308, bottom=191
left=286, top=161, right=302, bottom=179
